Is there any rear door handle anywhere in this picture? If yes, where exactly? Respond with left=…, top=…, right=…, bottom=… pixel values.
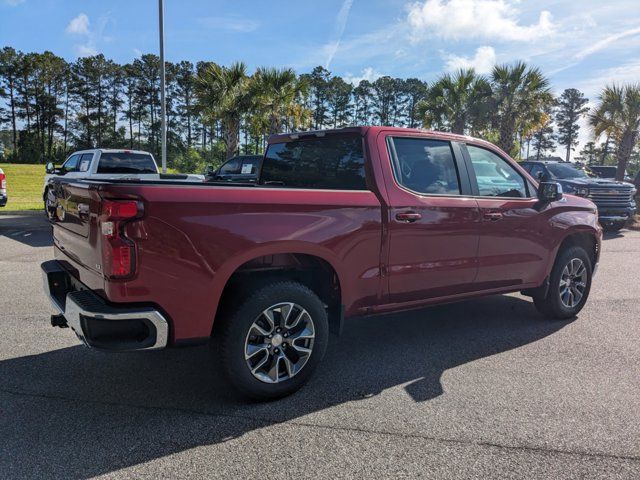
left=396, top=211, right=422, bottom=223
left=483, top=212, right=503, bottom=221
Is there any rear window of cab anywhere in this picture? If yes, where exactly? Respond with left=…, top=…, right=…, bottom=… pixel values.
left=260, top=134, right=367, bottom=190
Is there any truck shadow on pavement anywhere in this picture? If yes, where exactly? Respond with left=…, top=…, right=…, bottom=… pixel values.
left=0, top=295, right=571, bottom=478
left=0, top=212, right=52, bottom=248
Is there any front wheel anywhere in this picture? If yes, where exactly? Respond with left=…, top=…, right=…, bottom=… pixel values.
left=533, top=246, right=593, bottom=320
left=213, top=281, right=329, bottom=400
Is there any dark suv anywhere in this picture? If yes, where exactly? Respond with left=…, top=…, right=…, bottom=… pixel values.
left=521, top=161, right=637, bottom=231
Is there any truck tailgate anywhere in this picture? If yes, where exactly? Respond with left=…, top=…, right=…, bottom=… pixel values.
left=49, top=180, right=105, bottom=288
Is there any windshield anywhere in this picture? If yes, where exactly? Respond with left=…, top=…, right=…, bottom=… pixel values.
left=546, top=163, right=590, bottom=179
left=97, top=152, right=158, bottom=174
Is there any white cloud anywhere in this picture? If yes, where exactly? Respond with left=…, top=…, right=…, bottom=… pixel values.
left=5, top=0, right=25, bottom=6
left=325, top=0, right=355, bottom=69
left=198, top=16, right=259, bottom=33
left=574, top=26, right=640, bottom=60
left=444, top=46, right=496, bottom=74
left=133, top=48, right=142, bottom=57
left=76, top=44, right=98, bottom=57
left=574, top=60, right=640, bottom=98
left=407, top=0, right=555, bottom=42
left=66, top=13, right=90, bottom=35
left=344, top=67, right=384, bottom=85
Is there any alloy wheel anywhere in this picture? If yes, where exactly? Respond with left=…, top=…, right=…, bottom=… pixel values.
left=244, top=302, right=315, bottom=384
left=559, top=258, right=587, bottom=308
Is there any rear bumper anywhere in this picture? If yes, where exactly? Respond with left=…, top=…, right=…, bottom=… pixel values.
left=0, top=193, right=6, bottom=207
left=41, top=260, right=169, bottom=351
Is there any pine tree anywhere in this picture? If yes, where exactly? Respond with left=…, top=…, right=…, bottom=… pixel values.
left=555, top=88, right=589, bottom=162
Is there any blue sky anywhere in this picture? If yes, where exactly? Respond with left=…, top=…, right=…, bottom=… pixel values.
left=2, top=0, right=640, bottom=153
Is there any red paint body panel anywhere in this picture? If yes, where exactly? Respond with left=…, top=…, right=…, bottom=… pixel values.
left=48, top=126, right=602, bottom=345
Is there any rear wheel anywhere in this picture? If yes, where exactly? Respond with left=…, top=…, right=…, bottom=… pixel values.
left=213, top=281, right=329, bottom=400
left=533, top=246, right=592, bottom=319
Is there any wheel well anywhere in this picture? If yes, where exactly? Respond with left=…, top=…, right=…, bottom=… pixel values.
left=212, top=253, right=342, bottom=336
left=557, top=232, right=598, bottom=267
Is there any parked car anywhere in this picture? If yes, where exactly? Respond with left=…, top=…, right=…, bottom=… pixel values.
left=521, top=160, right=637, bottom=231
left=589, top=165, right=632, bottom=182
left=42, top=127, right=602, bottom=400
left=43, top=149, right=204, bottom=214
left=0, top=168, right=6, bottom=207
left=206, top=155, right=263, bottom=182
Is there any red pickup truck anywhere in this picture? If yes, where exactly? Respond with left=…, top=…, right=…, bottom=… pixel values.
left=42, top=127, right=602, bottom=399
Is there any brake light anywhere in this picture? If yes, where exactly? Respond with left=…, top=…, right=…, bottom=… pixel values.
left=103, top=200, right=138, bottom=220
left=101, top=200, right=142, bottom=278
left=0, top=172, right=6, bottom=190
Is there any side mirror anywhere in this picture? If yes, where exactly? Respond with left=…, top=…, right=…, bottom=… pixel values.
left=205, top=165, right=217, bottom=176
left=538, top=182, right=563, bottom=203
left=45, top=162, right=55, bottom=174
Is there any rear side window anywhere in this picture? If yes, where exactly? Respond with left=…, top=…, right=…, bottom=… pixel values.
left=97, top=152, right=157, bottom=174
left=79, top=153, right=93, bottom=172
left=389, top=137, right=461, bottom=195
left=241, top=157, right=261, bottom=174
left=261, top=134, right=366, bottom=190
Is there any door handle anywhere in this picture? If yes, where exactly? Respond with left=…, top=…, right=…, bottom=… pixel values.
left=483, top=212, right=503, bottom=221
left=396, top=211, right=422, bottom=223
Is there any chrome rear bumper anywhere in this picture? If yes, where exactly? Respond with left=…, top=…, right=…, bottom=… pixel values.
left=41, top=260, right=169, bottom=351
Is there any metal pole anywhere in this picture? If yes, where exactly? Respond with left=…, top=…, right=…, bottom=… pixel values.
left=159, top=0, right=167, bottom=173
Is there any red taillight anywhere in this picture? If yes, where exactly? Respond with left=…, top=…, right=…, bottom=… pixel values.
left=102, top=200, right=138, bottom=220
left=104, top=239, right=133, bottom=277
left=101, top=200, right=142, bottom=278
left=0, top=173, right=6, bottom=190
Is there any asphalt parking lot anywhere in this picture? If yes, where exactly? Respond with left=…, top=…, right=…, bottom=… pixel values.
left=1, top=212, right=639, bottom=479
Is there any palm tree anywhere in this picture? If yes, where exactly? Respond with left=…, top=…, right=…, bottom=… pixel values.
left=590, top=84, right=640, bottom=181
left=195, top=62, right=250, bottom=160
left=490, top=62, right=552, bottom=155
left=417, top=69, right=491, bottom=135
left=251, top=67, right=307, bottom=135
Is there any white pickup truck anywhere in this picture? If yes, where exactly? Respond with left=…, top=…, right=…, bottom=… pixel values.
left=43, top=149, right=203, bottom=211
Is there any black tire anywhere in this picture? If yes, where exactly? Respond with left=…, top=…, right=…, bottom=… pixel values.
left=533, top=246, right=593, bottom=320
left=602, top=221, right=626, bottom=232
left=213, top=281, right=329, bottom=401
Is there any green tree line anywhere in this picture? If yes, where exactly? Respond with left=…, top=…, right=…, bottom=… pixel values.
left=1, top=47, right=638, bottom=179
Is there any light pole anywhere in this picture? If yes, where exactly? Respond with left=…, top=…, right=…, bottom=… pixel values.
left=158, top=0, right=167, bottom=173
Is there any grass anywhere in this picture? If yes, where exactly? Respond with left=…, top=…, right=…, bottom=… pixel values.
left=0, top=163, right=45, bottom=212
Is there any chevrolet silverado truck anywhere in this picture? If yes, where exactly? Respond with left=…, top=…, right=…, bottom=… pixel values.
left=43, top=149, right=204, bottom=214
left=42, top=127, right=602, bottom=400
left=521, top=160, right=637, bottom=232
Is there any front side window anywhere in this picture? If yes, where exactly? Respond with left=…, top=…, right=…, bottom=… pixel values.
left=390, top=137, right=461, bottom=195
left=527, top=163, right=545, bottom=180
left=467, top=145, right=527, bottom=198
left=219, top=158, right=241, bottom=174
left=261, top=134, right=366, bottom=190
left=63, top=154, right=80, bottom=172
left=97, top=152, right=157, bottom=174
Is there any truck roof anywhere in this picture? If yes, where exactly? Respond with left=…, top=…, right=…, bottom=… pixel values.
left=267, top=126, right=503, bottom=154
left=70, top=148, right=154, bottom=155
